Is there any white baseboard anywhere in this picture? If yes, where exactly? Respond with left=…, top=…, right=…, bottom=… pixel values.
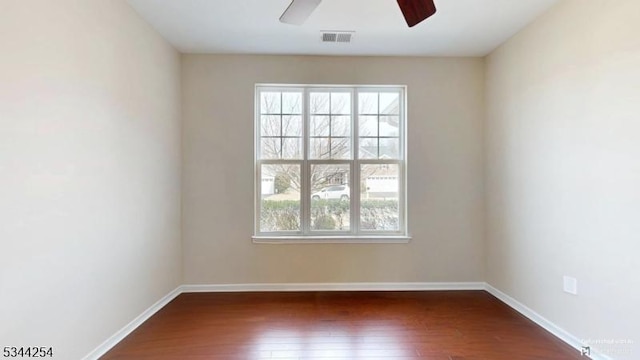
left=82, top=286, right=182, bottom=360
left=484, top=284, right=612, bottom=360
left=181, top=281, right=486, bottom=293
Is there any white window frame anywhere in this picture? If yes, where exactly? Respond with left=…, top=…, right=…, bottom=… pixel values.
left=253, top=84, right=410, bottom=244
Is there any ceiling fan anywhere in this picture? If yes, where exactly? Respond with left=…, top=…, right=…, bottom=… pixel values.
left=279, top=0, right=437, bottom=27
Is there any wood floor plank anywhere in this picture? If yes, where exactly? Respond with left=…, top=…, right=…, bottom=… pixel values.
left=101, top=291, right=582, bottom=359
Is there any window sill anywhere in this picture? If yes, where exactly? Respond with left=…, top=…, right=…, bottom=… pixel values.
left=252, top=235, right=411, bottom=244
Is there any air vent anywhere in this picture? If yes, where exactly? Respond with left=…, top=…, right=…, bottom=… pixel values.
left=321, top=31, right=354, bottom=43
left=322, top=32, right=337, bottom=42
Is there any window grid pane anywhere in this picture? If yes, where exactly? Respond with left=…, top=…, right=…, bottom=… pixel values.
left=309, top=92, right=353, bottom=160
left=360, top=164, right=400, bottom=232
left=310, top=164, right=351, bottom=232
left=260, top=91, right=303, bottom=160
left=260, top=164, right=301, bottom=232
left=358, top=91, right=402, bottom=160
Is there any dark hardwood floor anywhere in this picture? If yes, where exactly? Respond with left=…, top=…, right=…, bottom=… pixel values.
left=101, top=291, right=583, bottom=359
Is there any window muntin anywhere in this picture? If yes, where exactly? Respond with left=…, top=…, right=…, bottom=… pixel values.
left=358, top=91, right=401, bottom=160
left=256, top=85, right=406, bottom=239
left=259, top=91, right=303, bottom=160
left=309, top=90, right=352, bottom=160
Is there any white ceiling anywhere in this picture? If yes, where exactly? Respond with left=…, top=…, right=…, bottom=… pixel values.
left=127, top=0, right=559, bottom=56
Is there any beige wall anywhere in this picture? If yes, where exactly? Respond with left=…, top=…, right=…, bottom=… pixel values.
left=182, top=55, right=485, bottom=284
left=485, top=0, right=640, bottom=358
left=0, top=1, right=182, bottom=359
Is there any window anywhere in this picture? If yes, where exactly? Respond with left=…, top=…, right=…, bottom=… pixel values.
left=254, top=85, right=408, bottom=243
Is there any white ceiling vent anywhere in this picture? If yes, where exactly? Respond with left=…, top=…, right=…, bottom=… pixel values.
left=321, top=31, right=354, bottom=43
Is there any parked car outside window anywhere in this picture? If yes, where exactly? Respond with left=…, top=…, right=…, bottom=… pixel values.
left=311, top=185, right=350, bottom=200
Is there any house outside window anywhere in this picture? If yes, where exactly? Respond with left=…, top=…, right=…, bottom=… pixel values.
left=254, top=85, right=409, bottom=243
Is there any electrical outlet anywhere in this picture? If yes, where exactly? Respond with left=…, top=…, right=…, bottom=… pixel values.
left=563, top=276, right=578, bottom=295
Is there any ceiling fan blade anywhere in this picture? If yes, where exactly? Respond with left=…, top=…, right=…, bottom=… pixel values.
left=279, top=0, right=322, bottom=25
left=397, top=0, right=437, bottom=27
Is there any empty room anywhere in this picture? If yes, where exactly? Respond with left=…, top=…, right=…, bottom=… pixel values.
left=1, top=0, right=638, bottom=359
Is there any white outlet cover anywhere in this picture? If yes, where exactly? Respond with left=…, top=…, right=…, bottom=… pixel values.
left=563, top=276, right=578, bottom=295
